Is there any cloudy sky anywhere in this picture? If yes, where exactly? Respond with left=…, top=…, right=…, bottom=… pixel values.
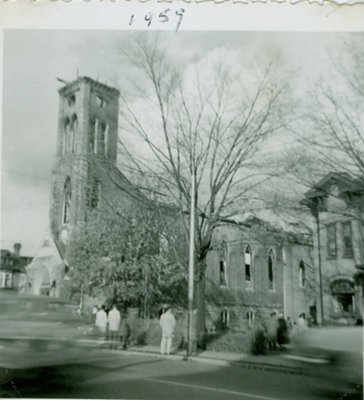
left=1, top=30, right=360, bottom=256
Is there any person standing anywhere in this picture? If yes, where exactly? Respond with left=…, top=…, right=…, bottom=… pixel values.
left=108, top=304, right=121, bottom=349
left=120, top=316, right=131, bottom=350
left=95, top=305, right=108, bottom=339
left=159, top=306, right=176, bottom=355
left=297, top=313, right=308, bottom=333
left=91, top=305, right=99, bottom=325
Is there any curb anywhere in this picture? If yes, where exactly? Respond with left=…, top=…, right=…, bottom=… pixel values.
left=100, top=348, right=304, bottom=376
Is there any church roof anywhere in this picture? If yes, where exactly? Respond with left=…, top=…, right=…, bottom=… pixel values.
left=58, top=76, right=120, bottom=97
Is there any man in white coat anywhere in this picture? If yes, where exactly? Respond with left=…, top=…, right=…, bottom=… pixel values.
left=95, top=305, right=108, bottom=340
left=108, top=304, right=121, bottom=349
left=159, top=307, right=176, bottom=355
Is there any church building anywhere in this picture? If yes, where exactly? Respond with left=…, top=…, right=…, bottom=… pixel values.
left=26, top=77, right=318, bottom=333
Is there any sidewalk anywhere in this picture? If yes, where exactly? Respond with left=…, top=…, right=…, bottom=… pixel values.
left=101, top=344, right=303, bottom=375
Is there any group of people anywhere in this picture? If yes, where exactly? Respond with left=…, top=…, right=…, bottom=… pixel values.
left=92, top=304, right=130, bottom=349
left=266, top=312, right=308, bottom=351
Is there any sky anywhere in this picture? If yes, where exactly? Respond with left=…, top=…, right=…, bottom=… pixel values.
left=1, top=30, right=361, bottom=256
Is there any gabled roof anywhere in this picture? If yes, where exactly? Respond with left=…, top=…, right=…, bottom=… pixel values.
left=27, top=232, right=65, bottom=271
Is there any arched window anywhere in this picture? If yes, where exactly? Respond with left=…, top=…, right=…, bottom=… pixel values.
left=245, top=245, right=252, bottom=287
left=63, top=117, right=70, bottom=155
left=268, top=249, right=275, bottom=290
left=219, top=241, right=228, bottom=287
left=62, top=177, right=71, bottom=224
left=299, top=261, right=305, bottom=288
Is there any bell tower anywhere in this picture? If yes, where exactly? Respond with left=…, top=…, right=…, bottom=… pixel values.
left=49, top=77, right=120, bottom=244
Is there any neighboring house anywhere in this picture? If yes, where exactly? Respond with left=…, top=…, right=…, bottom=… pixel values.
left=0, top=243, right=32, bottom=292
left=205, top=217, right=315, bottom=331
left=301, top=172, right=364, bottom=325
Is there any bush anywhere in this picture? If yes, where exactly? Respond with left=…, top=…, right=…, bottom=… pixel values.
left=249, top=329, right=267, bottom=355
left=136, top=331, right=148, bottom=346
left=204, top=332, right=250, bottom=353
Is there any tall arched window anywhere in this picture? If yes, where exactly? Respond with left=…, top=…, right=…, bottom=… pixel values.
left=62, top=177, right=71, bottom=224
left=245, top=245, right=252, bottom=288
left=268, top=249, right=275, bottom=290
left=299, top=261, right=305, bottom=288
left=219, top=241, right=228, bottom=287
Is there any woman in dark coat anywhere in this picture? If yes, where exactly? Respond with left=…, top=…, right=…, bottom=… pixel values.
left=277, top=313, right=289, bottom=350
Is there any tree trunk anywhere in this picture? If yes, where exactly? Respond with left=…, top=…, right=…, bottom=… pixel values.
left=195, top=262, right=206, bottom=350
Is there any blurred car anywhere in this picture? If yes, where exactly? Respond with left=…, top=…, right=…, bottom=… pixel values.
left=286, top=326, right=363, bottom=396
left=0, top=291, right=100, bottom=383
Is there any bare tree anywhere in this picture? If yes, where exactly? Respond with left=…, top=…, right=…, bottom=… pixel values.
left=117, top=35, right=291, bottom=341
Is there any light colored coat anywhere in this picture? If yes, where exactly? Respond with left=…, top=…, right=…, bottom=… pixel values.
left=95, top=309, right=108, bottom=332
left=108, top=308, right=121, bottom=331
left=160, top=310, right=176, bottom=338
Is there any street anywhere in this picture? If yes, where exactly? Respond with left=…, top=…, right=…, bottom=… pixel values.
left=1, top=352, right=362, bottom=400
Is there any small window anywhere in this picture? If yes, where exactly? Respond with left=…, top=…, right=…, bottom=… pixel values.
left=87, top=178, right=101, bottom=209
left=268, top=249, right=274, bottom=290
left=327, top=223, right=337, bottom=258
left=245, top=245, right=252, bottom=287
left=96, top=96, right=107, bottom=108
left=67, top=94, right=76, bottom=107
left=221, top=309, right=229, bottom=327
left=299, top=261, right=305, bottom=288
left=342, top=222, right=353, bottom=258
left=219, top=242, right=228, bottom=287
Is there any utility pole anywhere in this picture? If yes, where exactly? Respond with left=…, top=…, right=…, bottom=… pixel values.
left=316, top=209, right=325, bottom=326
left=187, top=167, right=196, bottom=357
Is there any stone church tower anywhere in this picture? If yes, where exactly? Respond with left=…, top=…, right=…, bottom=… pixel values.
left=50, top=77, right=120, bottom=245
left=27, top=76, right=149, bottom=297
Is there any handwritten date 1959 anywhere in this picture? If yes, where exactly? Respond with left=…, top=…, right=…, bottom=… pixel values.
left=129, top=9, right=185, bottom=32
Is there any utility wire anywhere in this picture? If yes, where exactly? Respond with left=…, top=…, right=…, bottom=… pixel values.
left=3, top=169, right=51, bottom=182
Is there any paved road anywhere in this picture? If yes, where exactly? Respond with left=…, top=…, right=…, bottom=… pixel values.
left=1, top=352, right=362, bottom=399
